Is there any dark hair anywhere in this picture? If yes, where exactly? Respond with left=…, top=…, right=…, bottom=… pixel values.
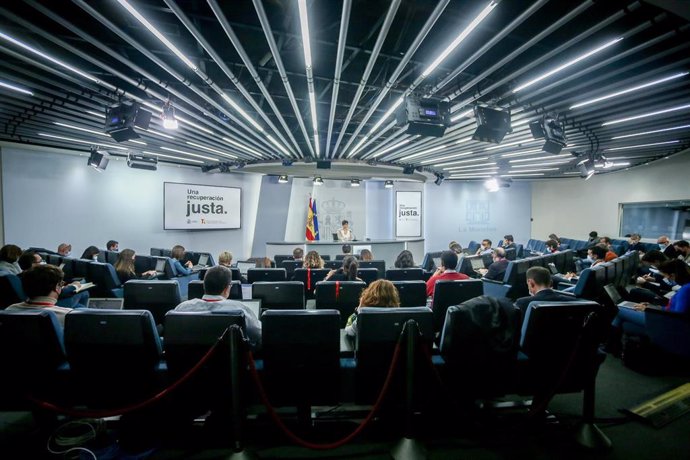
left=600, top=236, right=612, bottom=244
left=630, top=233, right=641, bottom=240
left=80, top=246, right=100, bottom=260
left=203, top=266, right=233, bottom=295
left=641, top=250, right=668, bottom=265
left=548, top=233, right=560, bottom=243
left=293, top=247, right=304, bottom=259
left=589, top=231, right=598, bottom=238
left=674, top=240, right=689, bottom=249
left=503, top=235, right=514, bottom=243
left=22, top=264, right=64, bottom=298
left=440, top=250, right=458, bottom=270
left=589, top=245, right=607, bottom=260
left=18, top=251, right=38, bottom=271
left=171, top=245, right=186, bottom=261
left=341, top=256, right=359, bottom=281
left=0, top=244, right=22, bottom=263
left=394, top=250, right=415, bottom=268
left=545, top=239, right=559, bottom=251
left=342, top=220, right=349, bottom=226
left=526, top=266, right=552, bottom=287
left=342, top=244, right=352, bottom=254
left=106, top=240, right=119, bottom=250
left=360, top=249, right=373, bottom=261
left=482, top=239, right=492, bottom=247
left=658, top=259, right=690, bottom=286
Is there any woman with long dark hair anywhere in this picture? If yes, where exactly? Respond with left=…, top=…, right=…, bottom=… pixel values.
left=326, top=255, right=361, bottom=281
left=114, top=249, right=157, bottom=283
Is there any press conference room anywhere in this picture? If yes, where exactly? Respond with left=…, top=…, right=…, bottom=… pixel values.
left=0, top=1, right=689, bottom=458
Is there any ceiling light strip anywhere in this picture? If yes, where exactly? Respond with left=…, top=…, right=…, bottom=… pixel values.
left=143, top=150, right=204, bottom=164
left=37, top=132, right=128, bottom=150
left=604, top=140, right=679, bottom=151
left=610, top=124, right=690, bottom=140
left=602, top=104, right=690, bottom=126
left=160, top=146, right=216, bottom=161
left=0, top=79, right=34, bottom=95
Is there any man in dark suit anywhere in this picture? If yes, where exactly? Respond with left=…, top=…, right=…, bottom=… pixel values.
left=480, top=248, right=509, bottom=281
left=657, top=235, right=678, bottom=259
left=515, top=266, right=577, bottom=319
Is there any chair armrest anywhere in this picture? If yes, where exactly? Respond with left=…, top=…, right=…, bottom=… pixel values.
left=552, top=289, right=577, bottom=297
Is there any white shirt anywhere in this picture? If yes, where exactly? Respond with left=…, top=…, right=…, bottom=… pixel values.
left=337, top=228, right=354, bottom=241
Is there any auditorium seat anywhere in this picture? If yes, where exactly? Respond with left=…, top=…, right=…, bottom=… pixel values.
left=72, top=259, right=93, bottom=281
left=188, top=279, right=242, bottom=300
left=273, top=254, right=293, bottom=266
left=252, top=281, right=305, bottom=311
left=104, top=250, right=118, bottom=265
left=261, top=310, right=341, bottom=406
left=357, top=268, right=379, bottom=284
left=46, top=254, right=63, bottom=266
left=324, top=260, right=341, bottom=270
left=247, top=268, right=287, bottom=284
left=150, top=248, right=164, bottom=257
left=293, top=268, right=330, bottom=299
left=0, top=272, right=25, bottom=308
left=280, top=260, right=302, bottom=278
left=358, top=260, right=386, bottom=278
left=64, top=309, right=165, bottom=408
left=645, top=309, right=690, bottom=360
left=314, top=280, right=366, bottom=327
left=505, top=247, right=517, bottom=261
left=335, top=254, right=361, bottom=260
left=467, top=241, right=480, bottom=255
left=430, top=279, right=484, bottom=334
left=87, top=262, right=124, bottom=298
left=392, top=280, right=427, bottom=308
left=123, top=280, right=182, bottom=326
left=134, top=254, right=156, bottom=275
left=385, top=268, right=425, bottom=281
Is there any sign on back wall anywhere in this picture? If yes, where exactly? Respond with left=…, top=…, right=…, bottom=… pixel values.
left=396, top=191, right=422, bottom=237
left=164, top=182, right=241, bottom=230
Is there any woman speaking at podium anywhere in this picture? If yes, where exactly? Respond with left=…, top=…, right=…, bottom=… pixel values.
left=337, top=220, right=355, bottom=242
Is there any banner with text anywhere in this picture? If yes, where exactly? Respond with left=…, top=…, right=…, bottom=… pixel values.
left=164, top=182, right=241, bottom=230
left=396, top=191, right=422, bottom=237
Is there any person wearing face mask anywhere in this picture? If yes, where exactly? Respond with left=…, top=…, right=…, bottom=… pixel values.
left=57, top=243, right=72, bottom=257
left=475, top=239, right=493, bottom=256
left=626, top=233, right=644, bottom=253
left=80, top=246, right=100, bottom=261
left=6, top=264, right=74, bottom=326
left=545, top=239, right=560, bottom=254
left=673, top=240, right=690, bottom=265
left=0, top=244, right=23, bottom=275
left=657, top=235, right=677, bottom=259
left=514, top=267, right=577, bottom=320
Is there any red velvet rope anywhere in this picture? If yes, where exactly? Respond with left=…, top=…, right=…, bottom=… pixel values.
left=246, top=341, right=403, bottom=450
left=27, top=330, right=229, bottom=418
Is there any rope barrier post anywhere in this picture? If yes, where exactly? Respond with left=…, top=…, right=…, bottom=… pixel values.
left=391, top=320, right=427, bottom=460
left=226, top=325, right=257, bottom=460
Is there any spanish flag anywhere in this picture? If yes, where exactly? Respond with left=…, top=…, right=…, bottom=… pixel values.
left=306, top=197, right=320, bottom=241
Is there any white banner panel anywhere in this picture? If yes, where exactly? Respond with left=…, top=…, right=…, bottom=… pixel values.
left=396, top=191, right=422, bottom=237
left=164, top=182, right=241, bottom=230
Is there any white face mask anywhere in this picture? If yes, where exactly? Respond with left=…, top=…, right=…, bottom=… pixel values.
left=659, top=243, right=668, bottom=250
left=64, top=251, right=71, bottom=257
left=93, top=255, right=98, bottom=261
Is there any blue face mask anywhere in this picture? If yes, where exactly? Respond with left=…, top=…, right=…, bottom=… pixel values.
left=585, top=256, right=594, bottom=263
left=659, top=243, right=668, bottom=250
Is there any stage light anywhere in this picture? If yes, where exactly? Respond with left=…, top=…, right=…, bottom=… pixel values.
left=350, top=179, right=361, bottom=187
left=161, top=100, right=178, bottom=130
left=473, top=106, right=511, bottom=144
left=577, top=159, right=595, bottom=180
left=484, top=178, right=499, bottom=192
left=105, top=101, right=152, bottom=142
left=434, top=174, right=444, bottom=186
left=402, top=165, right=416, bottom=175
left=278, top=175, right=289, bottom=184
left=313, top=176, right=324, bottom=186
left=88, top=148, right=109, bottom=172
left=282, top=159, right=294, bottom=167
left=127, top=153, right=157, bottom=171
left=384, top=180, right=394, bottom=188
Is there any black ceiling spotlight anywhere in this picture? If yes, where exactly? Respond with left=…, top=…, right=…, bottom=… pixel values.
left=472, top=105, right=511, bottom=144
left=395, top=95, right=451, bottom=137
left=104, top=101, right=152, bottom=142
left=577, top=158, right=595, bottom=180
left=278, top=175, right=289, bottom=183
left=402, top=165, right=416, bottom=175
left=282, top=159, right=293, bottom=167
left=200, top=164, right=217, bottom=173
left=313, top=176, right=324, bottom=186
left=434, top=173, right=444, bottom=186
left=350, top=179, right=361, bottom=187
left=127, top=152, right=157, bottom=171
left=384, top=180, right=394, bottom=188
left=529, top=113, right=567, bottom=154
left=88, top=147, right=109, bottom=172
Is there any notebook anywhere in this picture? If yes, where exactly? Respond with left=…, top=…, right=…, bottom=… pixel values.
left=87, top=298, right=124, bottom=309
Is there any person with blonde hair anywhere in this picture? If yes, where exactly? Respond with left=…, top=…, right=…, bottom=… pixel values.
left=114, top=249, right=157, bottom=283
left=345, top=279, right=400, bottom=337
left=218, top=251, right=233, bottom=267
left=303, top=250, right=324, bottom=269
left=360, top=249, right=374, bottom=261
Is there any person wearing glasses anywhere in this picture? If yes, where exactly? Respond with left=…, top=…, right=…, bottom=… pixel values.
left=6, top=264, right=73, bottom=326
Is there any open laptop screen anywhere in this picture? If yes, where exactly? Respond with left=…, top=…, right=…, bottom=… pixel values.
left=155, top=259, right=166, bottom=272
left=470, top=257, right=484, bottom=271
left=237, top=261, right=256, bottom=275
left=87, top=298, right=124, bottom=309
left=197, top=254, right=209, bottom=266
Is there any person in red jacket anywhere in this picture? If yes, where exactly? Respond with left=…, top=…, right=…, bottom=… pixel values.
left=426, top=250, right=469, bottom=298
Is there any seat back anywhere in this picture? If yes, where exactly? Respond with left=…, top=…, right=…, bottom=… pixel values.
left=385, top=268, right=424, bottom=281
left=274, top=255, right=294, bottom=267
left=134, top=254, right=156, bottom=274
left=467, top=241, right=480, bottom=255
left=150, top=248, right=164, bottom=257
left=336, top=254, right=360, bottom=260
left=88, top=262, right=123, bottom=297
left=324, top=260, right=341, bottom=270
left=123, top=280, right=181, bottom=325
left=645, top=309, right=690, bottom=359
left=73, top=259, right=93, bottom=280
left=440, top=297, right=521, bottom=396
left=252, top=281, right=305, bottom=310
left=188, top=279, right=242, bottom=300
left=431, top=280, right=484, bottom=333
left=262, top=310, right=341, bottom=405
left=103, top=251, right=118, bottom=265
left=505, top=247, right=517, bottom=261
left=314, top=281, right=366, bottom=327
left=392, top=280, right=427, bottom=308
left=64, top=309, right=163, bottom=406
left=420, top=251, right=443, bottom=272
left=281, top=260, right=302, bottom=278
left=247, top=268, right=287, bottom=284
left=359, top=260, right=386, bottom=278
left=46, top=254, right=63, bottom=266
left=357, top=268, right=379, bottom=285
left=292, top=268, right=330, bottom=298
left=0, top=272, right=25, bottom=308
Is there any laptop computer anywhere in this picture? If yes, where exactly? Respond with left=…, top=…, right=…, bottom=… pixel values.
left=191, top=254, right=209, bottom=271
left=470, top=257, right=485, bottom=273
left=432, top=257, right=442, bottom=270
left=87, top=298, right=124, bottom=309
left=604, top=284, right=661, bottom=310
left=547, top=263, right=559, bottom=275
left=153, top=258, right=166, bottom=277
left=236, top=261, right=256, bottom=276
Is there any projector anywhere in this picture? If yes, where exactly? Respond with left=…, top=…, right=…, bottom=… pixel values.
left=105, top=102, right=152, bottom=142
left=396, top=96, right=450, bottom=137
left=127, top=153, right=158, bottom=171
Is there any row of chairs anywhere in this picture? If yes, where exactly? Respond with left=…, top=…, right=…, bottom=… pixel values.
left=557, top=251, right=640, bottom=301
left=150, top=248, right=214, bottom=266
left=0, top=300, right=609, bottom=438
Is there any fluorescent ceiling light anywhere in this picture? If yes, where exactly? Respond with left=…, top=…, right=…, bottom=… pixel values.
left=422, top=151, right=473, bottom=165
left=38, top=132, right=127, bottom=150
left=571, top=72, right=688, bottom=109
left=223, top=136, right=262, bottom=157
left=514, top=37, right=623, bottom=93
left=370, top=97, right=404, bottom=133
left=0, top=31, right=99, bottom=83
left=602, top=104, right=690, bottom=126
left=53, top=121, right=108, bottom=137
left=604, top=140, right=679, bottom=151
left=500, top=149, right=544, bottom=158
left=437, top=156, right=488, bottom=167
left=511, top=161, right=568, bottom=167
left=176, top=115, right=214, bottom=134
left=509, top=154, right=572, bottom=163
left=422, top=1, right=497, bottom=78
left=313, top=133, right=320, bottom=157
left=220, top=93, right=263, bottom=132
left=142, top=101, right=163, bottom=113
left=128, top=140, right=147, bottom=146
left=444, top=163, right=497, bottom=171
left=350, top=136, right=370, bottom=157
left=145, top=128, right=174, bottom=140
left=485, top=139, right=537, bottom=150
left=501, top=173, right=545, bottom=177
left=143, top=150, right=204, bottom=164
left=372, top=137, right=415, bottom=159
left=611, top=124, right=690, bottom=140
left=507, top=168, right=558, bottom=173
left=449, top=174, right=492, bottom=179
left=297, top=0, right=313, bottom=68
left=398, top=144, right=448, bottom=161
left=267, top=134, right=290, bottom=158
left=117, top=0, right=197, bottom=71
left=450, top=109, right=473, bottom=122
left=160, top=146, right=216, bottom=161
left=595, top=161, right=630, bottom=168
left=186, top=141, right=237, bottom=159
left=0, top=80, right=33, bottom=95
